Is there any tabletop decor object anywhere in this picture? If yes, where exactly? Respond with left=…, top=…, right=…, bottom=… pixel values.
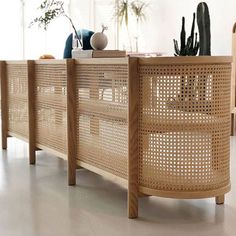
left=90, top=25, right=108, bottom=50
left=130, top=0, right=148, bottom=52
left=115, top=0, right=148, bottom=52
left=39, top=54, right=55, bottom=59
left=30, top=0, right=83, bottom=48
left=72, top=49, right=126, bottom=58
left=173, top=13, right=199, bottom=56
left=173, top=2, right=211, bottom=57
left=197, top=2, right=211, bottom=55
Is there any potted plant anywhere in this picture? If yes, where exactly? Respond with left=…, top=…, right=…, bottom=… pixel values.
left=115, top=0, right=148, bottom=52
left=173, top=2, right=211, bottom=56
left=170, top=2, right=212, bottom=111
left=30, top=0, right=82, bottom=48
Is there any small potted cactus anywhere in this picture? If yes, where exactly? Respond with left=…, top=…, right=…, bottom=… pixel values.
left=173, top=13, right=200, bottom=56
left=173, top=2, right=211, bottom=56
left=170, top=2, right=212, bottom=111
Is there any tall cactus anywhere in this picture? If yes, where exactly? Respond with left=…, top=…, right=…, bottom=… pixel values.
left=174, top=13, right=199, bottom=56
left=197, top=2, right=211, bottom=55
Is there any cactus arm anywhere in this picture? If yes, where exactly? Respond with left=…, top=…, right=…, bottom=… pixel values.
left=195, top=42, right=200, bottom=55
left=173, top=39, right=180, bottom=55
left=186, top=36, right=192, bottom=55
left=194, top=32, right=198, bottom=48
left=193, top=33, right=200, bottom=55
left=190, top=13, right=196, bottom=49
left=180, top=17, right=186, bottom=55
left=197, top=2, right=211, bottom=55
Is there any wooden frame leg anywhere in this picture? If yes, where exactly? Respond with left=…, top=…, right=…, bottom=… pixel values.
left=128, top=189, right=138, bottom=219
left=231, top=113, right=235, bottom=136
left=29, top=150, right=36, bottom=165
left=67, top=59, right=77, bottom=186
left=128, top=58, right=139, bottom=219
left=216, top=195, right=225, bottom=205
left=1, top=130, right=7, bottom=150
left=1, top=61, right=8, bottom=150
left=68, top=162, right=76, bottom=186
left=27, top=60, right=36, bottom=165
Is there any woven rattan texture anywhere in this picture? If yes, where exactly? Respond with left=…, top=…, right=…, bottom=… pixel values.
left=139, top=64, right=231, bottom=192
left=35, top=64, right=67, bottom=155
left=76, top=64, right=128, bottom=179
left=7, top=64, right=29, bottom=139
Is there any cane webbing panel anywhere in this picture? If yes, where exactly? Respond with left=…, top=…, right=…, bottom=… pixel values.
left=7, top=63, right=29, bottom=139
left=76, top=63, right=128, bottom=179
left=138, top=63, right=231, bottom=193
left=35, top=63, right=67, bottom=155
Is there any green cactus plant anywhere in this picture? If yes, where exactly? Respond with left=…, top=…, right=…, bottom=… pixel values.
left=173, top=13, right=199, bottom=56
left=197, top=2, right=211, bottom=55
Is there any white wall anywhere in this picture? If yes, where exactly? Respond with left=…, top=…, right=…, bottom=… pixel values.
left=0, top=0, right=71, bottom=59
left=68, top=0, right=236, bottom=55
left=24, top=0, right=71, bottom=59
left=139, top=0, right=236, bottom=55
left=70, top=0, right=117, bottom=49
left=0, top=0, right=23, bottom=59
left=0, top=0, right=236, bottom=59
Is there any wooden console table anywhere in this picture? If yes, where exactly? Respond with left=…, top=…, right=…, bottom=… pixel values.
left=0, top=56, right=232, bottom=218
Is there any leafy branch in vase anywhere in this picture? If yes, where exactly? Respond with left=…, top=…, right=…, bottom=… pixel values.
left=115, top=0, right=148, bottom=52
left=29, top=0, right=82, bottom=47
left=130, top=0, right=148, bottom=23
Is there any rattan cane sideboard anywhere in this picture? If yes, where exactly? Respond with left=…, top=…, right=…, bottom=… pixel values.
left=0, top=56, right=232, bottom=218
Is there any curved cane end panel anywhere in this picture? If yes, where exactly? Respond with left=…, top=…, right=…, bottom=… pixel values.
left=138, top=58, right=232, bottom=200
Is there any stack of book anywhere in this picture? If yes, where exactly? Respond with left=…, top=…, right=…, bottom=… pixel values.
left=72, top=49, right=126, bottom=58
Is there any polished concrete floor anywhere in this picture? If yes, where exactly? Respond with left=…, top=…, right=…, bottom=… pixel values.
left=0, top=137, right=235, bottom=236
